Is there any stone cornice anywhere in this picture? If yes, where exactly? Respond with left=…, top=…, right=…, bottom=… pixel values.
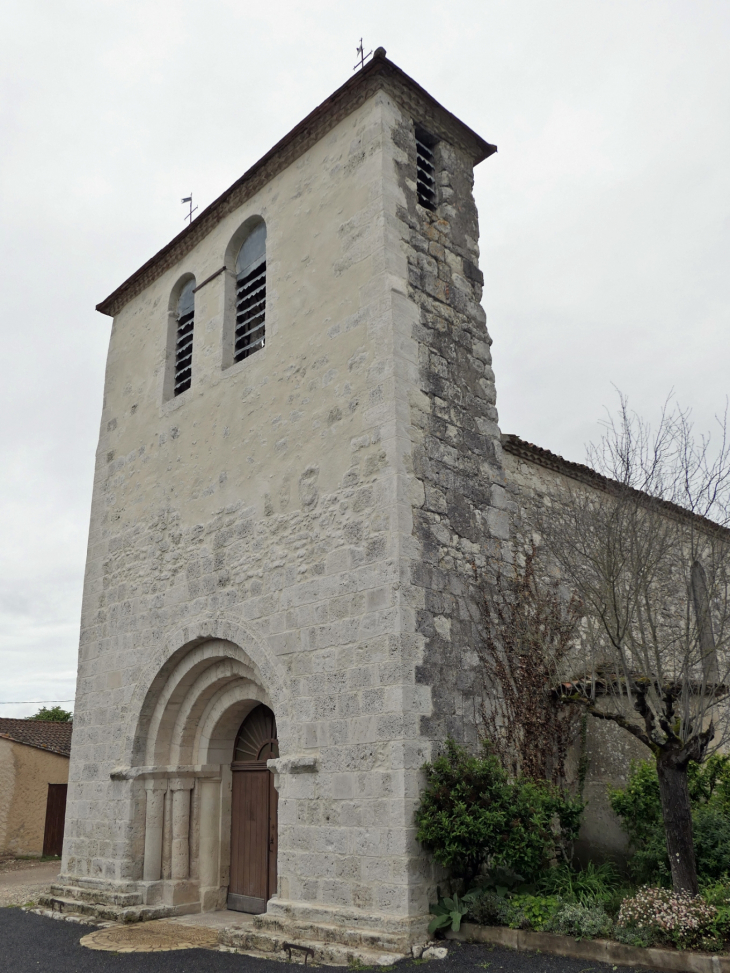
left=96, top=49, right=497, bottom=318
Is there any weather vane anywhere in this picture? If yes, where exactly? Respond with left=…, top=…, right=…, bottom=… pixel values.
left=181, top=193, right=198, bottom=224
left=354, top=38, right=372, bottom=71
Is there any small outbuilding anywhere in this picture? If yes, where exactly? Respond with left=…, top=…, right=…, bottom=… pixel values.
left=0, top=719, right=72, bottom=857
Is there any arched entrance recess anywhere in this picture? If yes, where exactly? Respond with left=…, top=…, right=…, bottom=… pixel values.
left=131, top=638, right=282, bottom=914
left=228, top=704, right=279, bottom=914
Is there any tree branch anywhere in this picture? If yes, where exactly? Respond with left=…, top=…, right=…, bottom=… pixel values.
left=565, top=696, right=654, bottom=751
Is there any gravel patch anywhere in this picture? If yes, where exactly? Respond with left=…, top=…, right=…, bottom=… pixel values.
left=0, top=880, right=54, bottom=908
left=0, top=856, right=60, bottom=875
left=0, top=858, right=60, bottom=907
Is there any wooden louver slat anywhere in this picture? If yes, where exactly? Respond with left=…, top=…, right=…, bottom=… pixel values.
left=235, top=261, right=266, bottom=362
left=174, top=306, right=194, bottom=395
left=416, top=131, right=437, bottom=210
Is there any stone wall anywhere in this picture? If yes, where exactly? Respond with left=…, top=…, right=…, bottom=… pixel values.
left=0, top=738, right=69, bottom=856
left=63, top=77, right=503, bottom=935
left=502, top=441, right=652, bottom=859
left=392, top=120, right=508, bottom=750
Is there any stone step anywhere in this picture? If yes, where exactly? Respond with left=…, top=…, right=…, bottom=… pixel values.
left=48, top=884, right=144, bottom=907
left=253, top=914, right=406, bottom=952
left=37, top=893, right=171, bottom=925
left=219, top=926, right=405, bottom=967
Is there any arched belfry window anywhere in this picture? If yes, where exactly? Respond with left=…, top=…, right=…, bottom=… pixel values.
left=173, top=279, right=195, bottom=395
left=234, top=222, right=266, bottom=362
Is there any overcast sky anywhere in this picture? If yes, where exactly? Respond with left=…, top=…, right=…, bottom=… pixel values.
left=1, top=0, right=728, bottom=716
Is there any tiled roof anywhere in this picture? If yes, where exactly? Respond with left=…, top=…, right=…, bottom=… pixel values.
left=0, top=718, right=72, bottom=757
left=502, top=433, right=727, bottom=536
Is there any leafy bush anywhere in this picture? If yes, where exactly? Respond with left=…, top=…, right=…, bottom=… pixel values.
left=617, top=886, right=720, bottom=950
left=537, top=861, right=622, bottom=907
left=693, top=806, right=730, bottom=881
left=611, top=923, right=654, bottom=948
left=415, top=740, right=584, bottom=883
left=609, top=757, right=730, bottom=885
left=428, top=892, right=477, bottom=935
left=700, top=878, right=730, bottom=907
left=700, top=879, right=730, bottom=941
left=504, top=894, right=563, bottom=930
left=466, top=889, right=513, bottom=927
left=467, top=890, right=610, bottom=940
left=546, top=902, right=612, bottom=939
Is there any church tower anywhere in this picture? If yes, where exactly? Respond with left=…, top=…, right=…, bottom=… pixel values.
left=48, top=49, right=503, bottom=956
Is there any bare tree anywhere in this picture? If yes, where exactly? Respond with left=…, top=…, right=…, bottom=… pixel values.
left=537, top=394, right=730, bottom=894
left=475, top=546, right=582, bottom=786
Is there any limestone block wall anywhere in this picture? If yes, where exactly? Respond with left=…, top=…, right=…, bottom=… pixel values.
left=502, top=445, right=650, bottom=858
left=0, top=738, right=69, bottom=856
left=64, top=84, right=488, bottom=927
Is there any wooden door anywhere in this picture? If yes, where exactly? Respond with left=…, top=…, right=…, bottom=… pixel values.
left=42, top=783, right=67, bottom=857
left=228, top=705, right=278, bottom=914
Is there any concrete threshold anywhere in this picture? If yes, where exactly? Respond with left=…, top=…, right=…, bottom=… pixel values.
left=447, top=922, right=730, bottom=973
left=165, top=909, right=256, bottom=931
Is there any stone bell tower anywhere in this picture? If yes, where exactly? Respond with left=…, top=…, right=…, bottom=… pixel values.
left=47, top=49, right=504, bottom=958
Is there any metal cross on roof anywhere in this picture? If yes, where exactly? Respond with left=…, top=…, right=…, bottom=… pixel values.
left=354, top=38, right=372, bottom=71
left=181, top=193, right=198, bottom=225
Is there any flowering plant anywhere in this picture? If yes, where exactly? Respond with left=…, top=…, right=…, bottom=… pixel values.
left=617, top=886, right=720, bottom=950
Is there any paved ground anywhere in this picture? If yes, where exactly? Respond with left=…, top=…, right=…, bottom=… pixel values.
left=0, top=857, right=60, bottom=907
left=0, top=908, right=651, bottom=973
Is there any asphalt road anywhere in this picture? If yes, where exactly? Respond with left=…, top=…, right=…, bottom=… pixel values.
left=0, top=909, right=651, bottom=973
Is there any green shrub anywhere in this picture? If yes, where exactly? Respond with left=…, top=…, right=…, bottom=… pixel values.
left=537, top=861, right=622, bottom=906
left=546, top=902, right=612, bottom=939
left=415, top=740, right=584, bottom=883
left=693, top=806, right=730, bottom=881
left=428, top=892, right=477, bottom=935
left=505, top=894, right=562, bottom=930
left=609, top=756, right=730, bottom=885
left=617, top=886, right=720, bottom=950
left=700, top=877, right=730, bottom=907
left=700, top=879, right=730, bottom=942
left=466, top=889, right=512, bottom=927
left=469, top=892, right=611, bottom=939
left=611, top=923, right=654, bottom=948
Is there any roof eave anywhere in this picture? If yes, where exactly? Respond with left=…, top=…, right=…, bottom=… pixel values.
left=502, top=433, right=729, bottom=537
left=0, top=731, right=70, bottom=759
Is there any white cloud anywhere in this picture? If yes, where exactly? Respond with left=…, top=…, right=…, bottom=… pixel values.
left=0, top=0, right=728, bottom=712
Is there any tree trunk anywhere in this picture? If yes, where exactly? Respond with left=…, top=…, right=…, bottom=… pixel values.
left=656, top=751, right=698, bottom=895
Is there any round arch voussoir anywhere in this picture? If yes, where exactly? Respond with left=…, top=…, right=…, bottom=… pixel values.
left=122, top=613, right=289, bottom=769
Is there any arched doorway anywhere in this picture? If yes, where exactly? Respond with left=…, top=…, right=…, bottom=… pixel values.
left=228, top=704, right=279, bottom=913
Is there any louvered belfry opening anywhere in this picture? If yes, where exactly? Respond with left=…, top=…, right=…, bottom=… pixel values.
left=235, top=222, right=267, bottom=362
left=174, top=279, right=195, bottom=395
left=415, top=127, right=437, bottom=210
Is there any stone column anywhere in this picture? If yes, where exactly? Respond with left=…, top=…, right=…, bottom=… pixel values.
left=170, top=779, right=194, bottom=880
left=198, top=778, right=221, bottom=891
left=142, top=780, right=168, bottom=882
left=161, top=788, right=173, bottom=880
